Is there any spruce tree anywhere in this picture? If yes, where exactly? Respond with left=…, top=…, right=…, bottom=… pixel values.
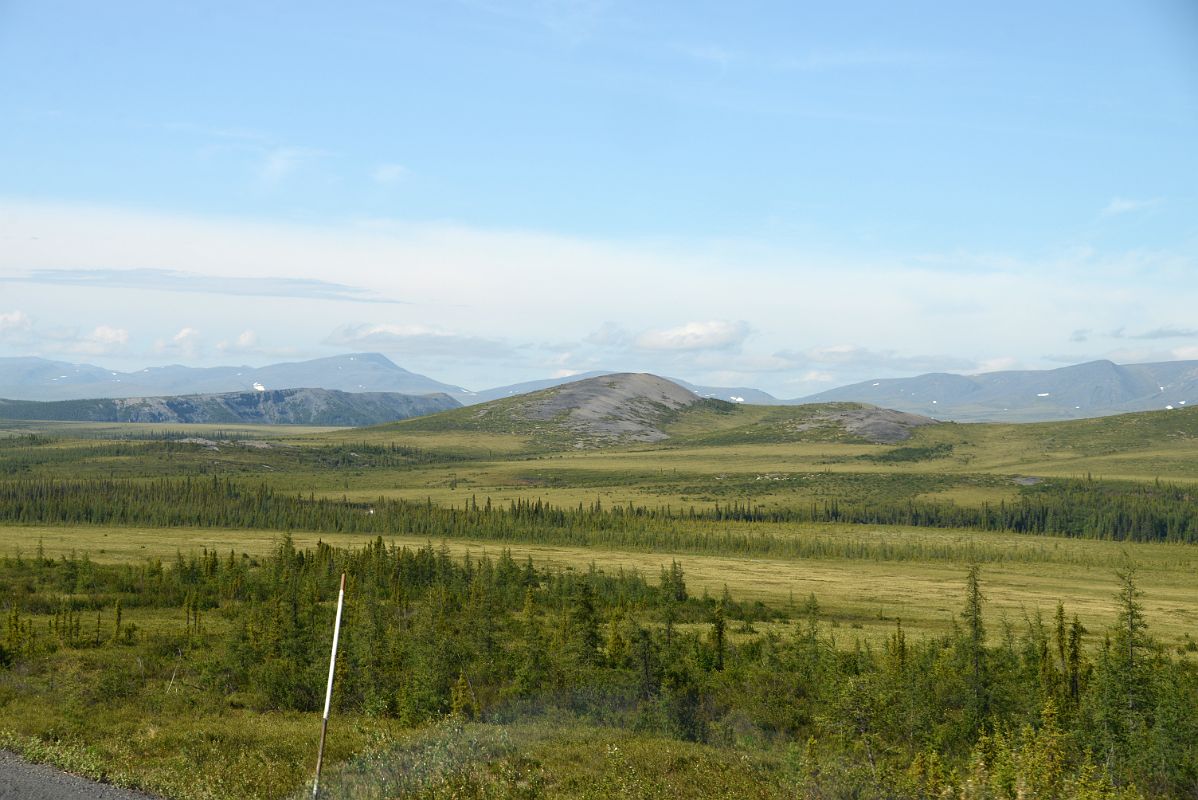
left=961, top=564, right=988, bottom=730
left=709, top=599, right=727, bottom=671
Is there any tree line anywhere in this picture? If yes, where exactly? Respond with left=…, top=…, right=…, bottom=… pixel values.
left=0, top=475, right=1196, bottom=543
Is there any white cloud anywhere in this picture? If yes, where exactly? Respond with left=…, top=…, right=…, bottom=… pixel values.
left=260, top=147, right=325, bottom=183
left=0, top=310, right=32, bottom=337
left=91, top=325, right=130, bottom=345
left=678, top=44, right=734, bottom=68
left=636, top=320, right=750, bottom=352
left=172, top=124, right=331, bottom=187
left=335, top=323, right=437, bottom=339
left=372, top=163, right=408, bottom=185
left=775, top=48, right=931, bottom=72
left=212, top=329, right=304, bottom=360
left=155, top=327, right=202, bottom=359
left=971, top=356, right=1018, bottom=374
left=326, top=323, right=512, bottom=358
left=1174, top=346, right=1198, bottom=360
left=1128, top=326, right=1198, bottom=340
left=801, top=344, right=863, bottom=364
left=466, top=0, right=610, bottom=43
left=43, top=325, right=130, bottom=356
left=1100, top=197, right=1161, bottom=218
left=216, top=329, right=257, bottom=354
left=0, top=313, right=128, bottom=357
left=2, top=267, right=396, bottom=303
left=777, top=344, right=975, bottom=373
left=584, top=322, right=630, bottom=348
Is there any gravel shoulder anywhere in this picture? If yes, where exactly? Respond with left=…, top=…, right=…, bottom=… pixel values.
left=0, top=750, right=164, bottom=800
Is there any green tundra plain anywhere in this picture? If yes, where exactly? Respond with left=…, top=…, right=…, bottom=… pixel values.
left=0, top=402, right=1196, bottom=799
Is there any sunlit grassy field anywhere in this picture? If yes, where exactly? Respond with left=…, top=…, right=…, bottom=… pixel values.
left=4, top=406, right=1195, bottom=510
left=4, top=520, right=1194, bottom=651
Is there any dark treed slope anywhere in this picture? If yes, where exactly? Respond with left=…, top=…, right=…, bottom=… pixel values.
left=0, top=353, right=467, bottom=401
left=390, top=372, right=934, bottom=448
left=797, top=359, right=1198, bottom=421
left=0, top=387, right=459, bottom=426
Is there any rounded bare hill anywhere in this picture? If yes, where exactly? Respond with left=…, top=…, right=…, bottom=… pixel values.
left=394, top=373, right=701, bottom=447
left=387, top=372, right=938, bottom=449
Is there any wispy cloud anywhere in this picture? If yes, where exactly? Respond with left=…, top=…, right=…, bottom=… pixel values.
left=677, top=44, right=735, bottom=68
left=0, top=310, right=32, bottom=339
left=259, top=146, right=327, bottom=183
left=40, top=324, right=130, bottom=357
left=1, top=268, right=402, bottom=304
left=170, top=123, right=331, bottom=186
left=0, top=309, right=130, bottom=357
left=675, top=41, right=936, bottom=74
left=213, top=329, right=303, bottom=360
left=372, top=163, right=408, bottom=185
left=971, top=356, right=1019, bottom=374
left=636, top=320, right=751, bottom=352
left=774, top=48, right=934, bottom=72
left=1109, top=325, right=1198, bottom=340
left=1129, top=326, right=1198, bottom=340
left=325, top=323, right=513, bottom=359
left=584, top=321, right=630, bottom=348
left=83, top=326, right=128, bottom=352
left=1100, top=196, right=1162, bottom=218
left=459, top=0, right=610, bottom=43
left=164, top=122, right=273, bottom=145
left=154, top=327, right=202, bottom=360
left=217, top=329, right=258, bottom=354
left=775, top=344, right=977, bottom=374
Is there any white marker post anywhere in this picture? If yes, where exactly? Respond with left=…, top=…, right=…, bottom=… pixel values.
left=312, top=572, right=346, bottom=800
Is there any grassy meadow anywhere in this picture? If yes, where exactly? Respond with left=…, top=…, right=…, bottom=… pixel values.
left=3, top=522, right=1196, bottom=650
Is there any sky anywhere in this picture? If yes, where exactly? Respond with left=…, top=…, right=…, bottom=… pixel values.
left=1, top=1, right=1196, bottom=397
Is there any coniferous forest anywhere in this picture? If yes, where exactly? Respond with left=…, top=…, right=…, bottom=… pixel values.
left=1, top=536, right=1195, bottom=799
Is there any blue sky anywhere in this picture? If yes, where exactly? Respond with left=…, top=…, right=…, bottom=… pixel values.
left=1, top=1, right=1196, bottom=395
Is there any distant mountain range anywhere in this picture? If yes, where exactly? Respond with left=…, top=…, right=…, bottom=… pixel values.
left=796, top=359, right=1198, bottom=422
left=0, top=388, right=459, bottom=426
left=1, top=353, right=1195, bottom=423
left=0, top=353, right=466, bottom=401
left=0, top=355, right=777, bottom=408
